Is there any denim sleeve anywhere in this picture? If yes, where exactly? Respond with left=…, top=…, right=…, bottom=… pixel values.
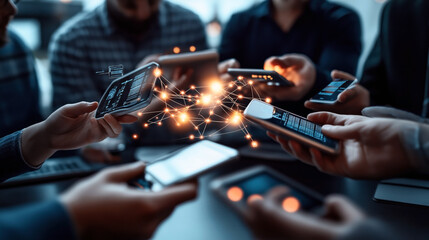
left=0, top=200, right=76, bottom=240
left=0, top=131, right=39, bottom=182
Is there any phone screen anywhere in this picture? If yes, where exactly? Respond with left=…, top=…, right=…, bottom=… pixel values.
left=146, top=141, right=238, bottom=186
left=227, top=68, right=293, bottom=87
left=96, top=63, right=158, bottom=118
left=244, top=100, right=338, bottom=153
left=311, top=79, right=355, bottom=102
left=226, top=173, right=321, bottom=211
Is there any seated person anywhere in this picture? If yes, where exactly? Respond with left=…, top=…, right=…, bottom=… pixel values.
left=0, top=2, right=42, bottom=136
left=304, top=0, right=429, bottom=116
left=219, top=0, right=362, bottom=115
left=0, top=101, right=197, bottom=239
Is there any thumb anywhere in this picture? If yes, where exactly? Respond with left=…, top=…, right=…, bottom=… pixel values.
left=61, top=101, right=98, bottom=118
left=337, top=87, right=358, bottom=103
left=324, top=195, right=364, bottom=223
left=103, top=162, right=146, bottom=182
left=321, top=124, right=361, bottom=140
left=330, top=70, right=356, bottom=81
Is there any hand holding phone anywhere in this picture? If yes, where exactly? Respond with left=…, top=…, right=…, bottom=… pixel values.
left=243, top=99, right=339, bottom=154
left=227, top=68, right=294, bottom=87
left=309, top=79, right=358, bottom=104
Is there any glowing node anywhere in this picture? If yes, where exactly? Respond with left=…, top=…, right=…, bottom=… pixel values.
left=132, top=134, right=139, bottom=140
left=245, top=134, right=251, bottom=139
left=248, top=80, right=254, bottom=85
left=171, top=114, right=175, bottom=117
left=173, top=46, right=181, bottom=54
left=196, top=99, right=201, bottom=104
left=160, top=92, right=168, bottom=100
left=251, top=141, right=259, bottom=148
left=179, top=113, right=189, bottom=123
left=247, top=194, right=263, bottom=204
left=237, top=76, right=244, bottom=81
left=209, top=110, right=214, bottom=115
left=238, top=94, right=244, bottom=99
left=176, top=123, right=181, bottom=127
left=210, top=81, right=223, bottom=94
left=180, top=90, right=185, bottom=95
left=216, top=100, right=221, bottom=104
left=189, top=134, right=195, bottom=140
left=205, top=118, right=211, bottom=123
left=190, top=85, right=196, bottom=90
left=143, top=123, right=149, bottom=128
left=228, top=83, right=234, bottom=88
left=265, top=97, right=272, bottom=104
left=282, top=196, right=300, bottom=213
left=199, top=135, right=204, bottom=140
left=189, top=45, right=196, bottom=52
left=154, top=87, right=158, bottom=91
left=153, top=68, right=162, bottom=78
left=227, top=186, right=243, bottom=202
left=231, top=112, right=242, bottom=125
left=157, top=122, right=162, bottom=126
left=137, top=112, right=143, bottom=117
left=237, top=86, right=242, bottom=91
left=202, top=95, right=212, bottom=105
left=164, top=108, right=169, bottom=113
left=194, top=126, right=198, bottom=130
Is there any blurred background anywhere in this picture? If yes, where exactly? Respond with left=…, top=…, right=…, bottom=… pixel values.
left=9, top=0, right=388, bottom=114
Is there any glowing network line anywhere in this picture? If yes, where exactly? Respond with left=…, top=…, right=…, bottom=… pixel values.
left=134, top=69, right=271, bottom=148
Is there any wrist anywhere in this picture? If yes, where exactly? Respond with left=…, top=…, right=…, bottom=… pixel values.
left=21, top=121, right=55, bottom=167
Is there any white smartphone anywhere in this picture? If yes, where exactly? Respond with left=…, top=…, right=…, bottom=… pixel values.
left=309, top=78, right=358, bottom=104
left=243, top=99, right=339, bottom=154
left=131, top=140, right=239, bottom=191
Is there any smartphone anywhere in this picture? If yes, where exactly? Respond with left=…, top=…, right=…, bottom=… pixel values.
left=227, top=68, right=293, bottom=87
left=211, top=165, right=323, bottom=214
left=309, top=79, right=358, bottom=104
left=95, top=62, right=159, bottom=118
left=157, top=49, right=219, bottom=85
left=131, top=140, right=239, bottom=191
left=243, top=99, right=339, bottom=154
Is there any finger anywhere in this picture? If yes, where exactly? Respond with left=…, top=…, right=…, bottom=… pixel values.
left=304, top=101, right=338, bottom=112
left=276, top=136, right=293, bottom=154
left=288, top=140, right=314, bottom=166
left=61, top=101, right=98, bottom=118
left=309, top=148, right=337, bottom=174
left=307, top=112, right=351, bottom=126
left=265, top=186, right=290, bottom=203
left=324, top=195, right=365, bottom=223
left=102, top=162, right=146, bottom=182
left=337, top=87, right=358, bottom=103
left=331, top=70, right=355, bottom=81
left=218, top=58, right=240, bottom=73
left=116, top=115, right=138, bottom=124
left=97, top=118, right=118, bottom=138
left=103, top=114, right=122, bottom=135
left=321, top=124, right=361, bottom=140
left=152, top=182, right=198, bottom=209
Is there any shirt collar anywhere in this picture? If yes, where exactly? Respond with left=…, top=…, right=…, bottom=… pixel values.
left=252, top=0, right=326, bottom=19
left=98, top=1, right=168, bottom=36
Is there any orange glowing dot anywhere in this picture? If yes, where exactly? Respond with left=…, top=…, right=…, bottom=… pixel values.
left=171, top=114, right=175, bottom=117
left=143, top=123, right=149, bottom=128
left=210, top=81, right=223, bottom=94
left=164, top=108, right=169, bottom=113
left=180, top=90, right=185, bottom=95
left=231, top=112, right=242, bottom=125
left=196, top=100, right=201, bottom=104
left=265, top=97, right=272, bottom=103
left=202, top=95, right=212, bottom=105
left=173, top=46, right=181, bottom=54
left=189, top=134, right=195, bottom=140
left=132, top=134, right=139, bottom=140
left=205, top=118, right=211, bottom=123
left=237, top=86, right=242, bottom=91
left=282, top=196, right=300, bottom=213
left=209, top=110, right=214, bottom=115
left=190, top=85, right=196, bottom=90
left=176, top=123, right=181, bottom=126
left=247, top=194, right=263, bottom=204
left=199, top=135, right=204, bottom=140
left=154, top=87, right=158, bottom=91
left=228, top=83, right=234, bottom=88
left=237, top=76, right=244, bottom=81
left=157, top=122, right=162, bottom=126
left=227, top=186, right=244, bottom=202
left=194, top=126, right=198, bottom=130
left=238, top=94, right=243, bottom=99
left=245, top=134, right=251, bottom=139
left=251, top=141, right=259, bottom=148
left=179, top=113, right=188, bottom=123
left=153, top=68, right=162, bottom=78
left=248, top=80, right=254, bottom=85
left=160, top=92, right=168, bottom=100
left=189, top=46, right=196, bottom=52
left=137, top=112, right=143, bottom=117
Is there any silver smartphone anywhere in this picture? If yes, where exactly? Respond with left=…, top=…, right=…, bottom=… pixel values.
left=243, top=99, right=339, bottom=154
left=309, top=79, right=358, bottom=104
left=132, top=140, right=239, bottom=191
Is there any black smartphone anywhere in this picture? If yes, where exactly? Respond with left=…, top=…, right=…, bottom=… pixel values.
left=95, top=62, right=159, bottom=118
left=211, top=165, right=324, bottom=214
left=309, top=79, right=358, bottom=104
left=243, top=99, right=339, bottom=154
left=227, top=68, right=294, bottom=87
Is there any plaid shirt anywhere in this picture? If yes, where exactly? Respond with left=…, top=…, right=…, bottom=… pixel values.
left=49, top=1, right=208, bottom=110
left=0, top=31, right=41, bottom=137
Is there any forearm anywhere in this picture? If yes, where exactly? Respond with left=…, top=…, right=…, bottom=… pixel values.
left=400, top=122, right=429, bottom=174
left=21, top=122, right=56, bottom=168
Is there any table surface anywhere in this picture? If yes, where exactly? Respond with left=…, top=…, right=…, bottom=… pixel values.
left=1, top=150, right=429, bottom=239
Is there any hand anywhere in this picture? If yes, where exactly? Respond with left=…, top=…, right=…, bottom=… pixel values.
left=268, top=112, right=416, bottom=179
left=60, top=162, right=198, bottom=239
left=245, top=186, right=365, bottom=240
left=21, top=102, right=137, bottom=167
left=255, top=54, right=316, bottom=101
left=304, top=70, right=370, bottom=114
left=218, top=58, right=240, bottom=82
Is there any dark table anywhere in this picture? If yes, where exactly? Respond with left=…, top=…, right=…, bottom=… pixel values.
left=0, top=152, right=428, bottom=239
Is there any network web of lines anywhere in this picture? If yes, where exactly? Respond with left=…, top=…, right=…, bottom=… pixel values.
left=132, top=68, right=273, bottom=148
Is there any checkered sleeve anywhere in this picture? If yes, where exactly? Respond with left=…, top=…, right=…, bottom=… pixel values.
left=49, top=30, right=100, bottom=111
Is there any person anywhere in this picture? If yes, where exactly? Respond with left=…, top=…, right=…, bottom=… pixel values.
left=219, top=0, right=362, bottom=115
left=0, top=0, right=42, bottom=137
left=304, top=0, right=429, bottom=116
left=49, top=0, right=208, bottom=111
left=0, top=101, right=197, bottom=239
